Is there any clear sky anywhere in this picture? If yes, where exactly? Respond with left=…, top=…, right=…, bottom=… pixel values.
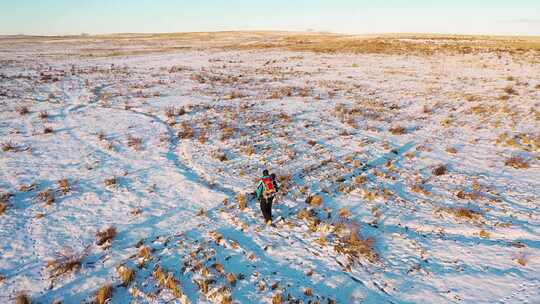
left=1, top=0, right=539, bottom=36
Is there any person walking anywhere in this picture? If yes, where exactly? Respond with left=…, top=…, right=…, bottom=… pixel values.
left=255, top=169, right=279, bottom=225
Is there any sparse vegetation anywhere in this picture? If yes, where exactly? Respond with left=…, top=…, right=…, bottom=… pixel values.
left=116, top=265, right=135, bottom=286
left=1, top=141, right=17, bottom=152
left=0, top=192, right=11, bottom=207
left=272, top=293, right=283, bottom=304
left=335, top=226, right=378, bottom=263
left=96, top=226, right=117, bottom=246
left=104, top=177, right=117, bottom=187
left=177, top=121, right=194, bottom=139
left=453, top=207, right=480, bottom=221
left=15, top=293, right=31, bottom=304
left=58, top=179, right=70, bottom=194
left=389, top=126, right=406, bottom=135
left=503, top=86, right=518, bottom=95
left=236, top=193, right=247, bottom=210
left=516, top=256, right=528, bottom=266
left=433, top=164, right=447, bottom=176
left=338, top=208, right=351, bottom=218
left=47, top=247, right=90, bottom=279
left=226, top=272, right=237, bottom=285
left=95, top=284, right=113, bottom=304
left=127, top=135, right=143, bottom=150
left=38, top=189, right=55, bottom=205
left=2, top=32, right=540, bottom=304
left=165, top=106, right=184, bottom=118
left=16, top=106, right=29, bottom=115
left=211, top=150, right=228, bottom=162
left=0, top=202, right=7, bottom=215
left=305, top=195, right=323, bottom=207
left=44, top=126, right=54, bottom=134
left=479, top=230, right=490, bottom=239
left=138, top=246, right=152, bottom=266
left=505, top=156, right=529, bottom=169
left=152, top=265, right=186, bottom=299
left=446, top=147, right=458, bottom=154
left=97, top=132, right=107, bottom=141
left=39, top=111, right=49, bottom=120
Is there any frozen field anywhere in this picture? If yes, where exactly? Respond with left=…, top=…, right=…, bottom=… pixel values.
left=1, top=33, right=540, bottom=303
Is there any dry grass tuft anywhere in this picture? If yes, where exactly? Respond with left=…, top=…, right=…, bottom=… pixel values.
left=165, top=106, right=179, bottom=118
left=354, top=175, right=366, bottom=184
left=15, top=293, right=31, bottom=304
left=38, top=189, right=55, bottom=205
left=97, top=132, right=107, bottom=141
left=211, top=150, right=228, bottom=162
left=516, top=257, right=528, bottom=266
left=456, top=189, right=479, bottom=200
left=116, top=265, right=135, bottom=286
left=95, top=284, right=113, bottom=304
left=446, top=147, right=458, bottom=154
left=0, top=192, right=11, bottom=214
left=389, top=126, right=406, bottom=135
left=228, top=90, right=246, bottom=99
left=505, top=156, right=529, bottom=169
left=153, top=265, right=185, bottom=298
left=16, top=106, right=29, bottom=115
left=432, top=165, right=448, bottom=176
left=39, top=111, right=49, bottom=120
left=211, top=262, right=225, bottom=274
left=347, top=228, right=378, bottom=262
left=242, top=144, right=256, bottom=156
left=503, top=86, right=518, bottom=96
left=104, top=177, right=117, bottom=187
left=58, top=179, right=70, bottom=194
left=0, top=192, right=12, bottom=202
left=47, top=247, right=90, bottom=279
left=220, top=125, right=235, bottom=141
left=453, top=207, right=480, bottom=221
left=305, top=195, right=323, bottom=207
left=177, top=121, right=194, bottom=139
left=196, top=208, right=206, bottom=216
left=272, top=293, right=283, bottom=304
left=198, top=129, right=208, bottom=144
left=138, top=245, right=152, bottom=267
left=226, top=273, right=237, bottom=285
left=127, top=135, right=143, bottom=150
left=194, top=278, right=211, bottom=294
left=0, top=202, right=6, bottom=215
left=236, top=193, right=247, bottom=210
left=479, top=230, right=491, bottom=239
left=1, top=141, right=17, bottom=152
left=44, top=126, right=54, bottom=134
left=96, top=227, right=117, bottom=246
left=334, top=226, right=378, bottom=263
left=19, top=184, right=37, bottom=192
left=297, top=208, right=312, bottom=220
left=338, top=208, right=351, bottom=218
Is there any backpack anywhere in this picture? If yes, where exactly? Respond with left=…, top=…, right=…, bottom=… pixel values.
left=261, top=177, right=276, bottom=198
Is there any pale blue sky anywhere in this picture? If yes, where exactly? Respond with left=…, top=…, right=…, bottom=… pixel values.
left=1, top=0, right=539, bottom=36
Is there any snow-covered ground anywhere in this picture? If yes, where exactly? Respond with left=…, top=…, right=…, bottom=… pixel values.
left=1, top=36, right=540, bottom=303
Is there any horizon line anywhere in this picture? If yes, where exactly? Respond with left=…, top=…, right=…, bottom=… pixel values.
left=1, top=30, right=540, bottom=39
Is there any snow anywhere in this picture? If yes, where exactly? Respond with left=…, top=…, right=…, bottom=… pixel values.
left=1, top=36, right=539, bottom=303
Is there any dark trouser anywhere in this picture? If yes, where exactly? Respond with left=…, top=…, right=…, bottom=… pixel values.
left=259, top=196, right=274, bottom=222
